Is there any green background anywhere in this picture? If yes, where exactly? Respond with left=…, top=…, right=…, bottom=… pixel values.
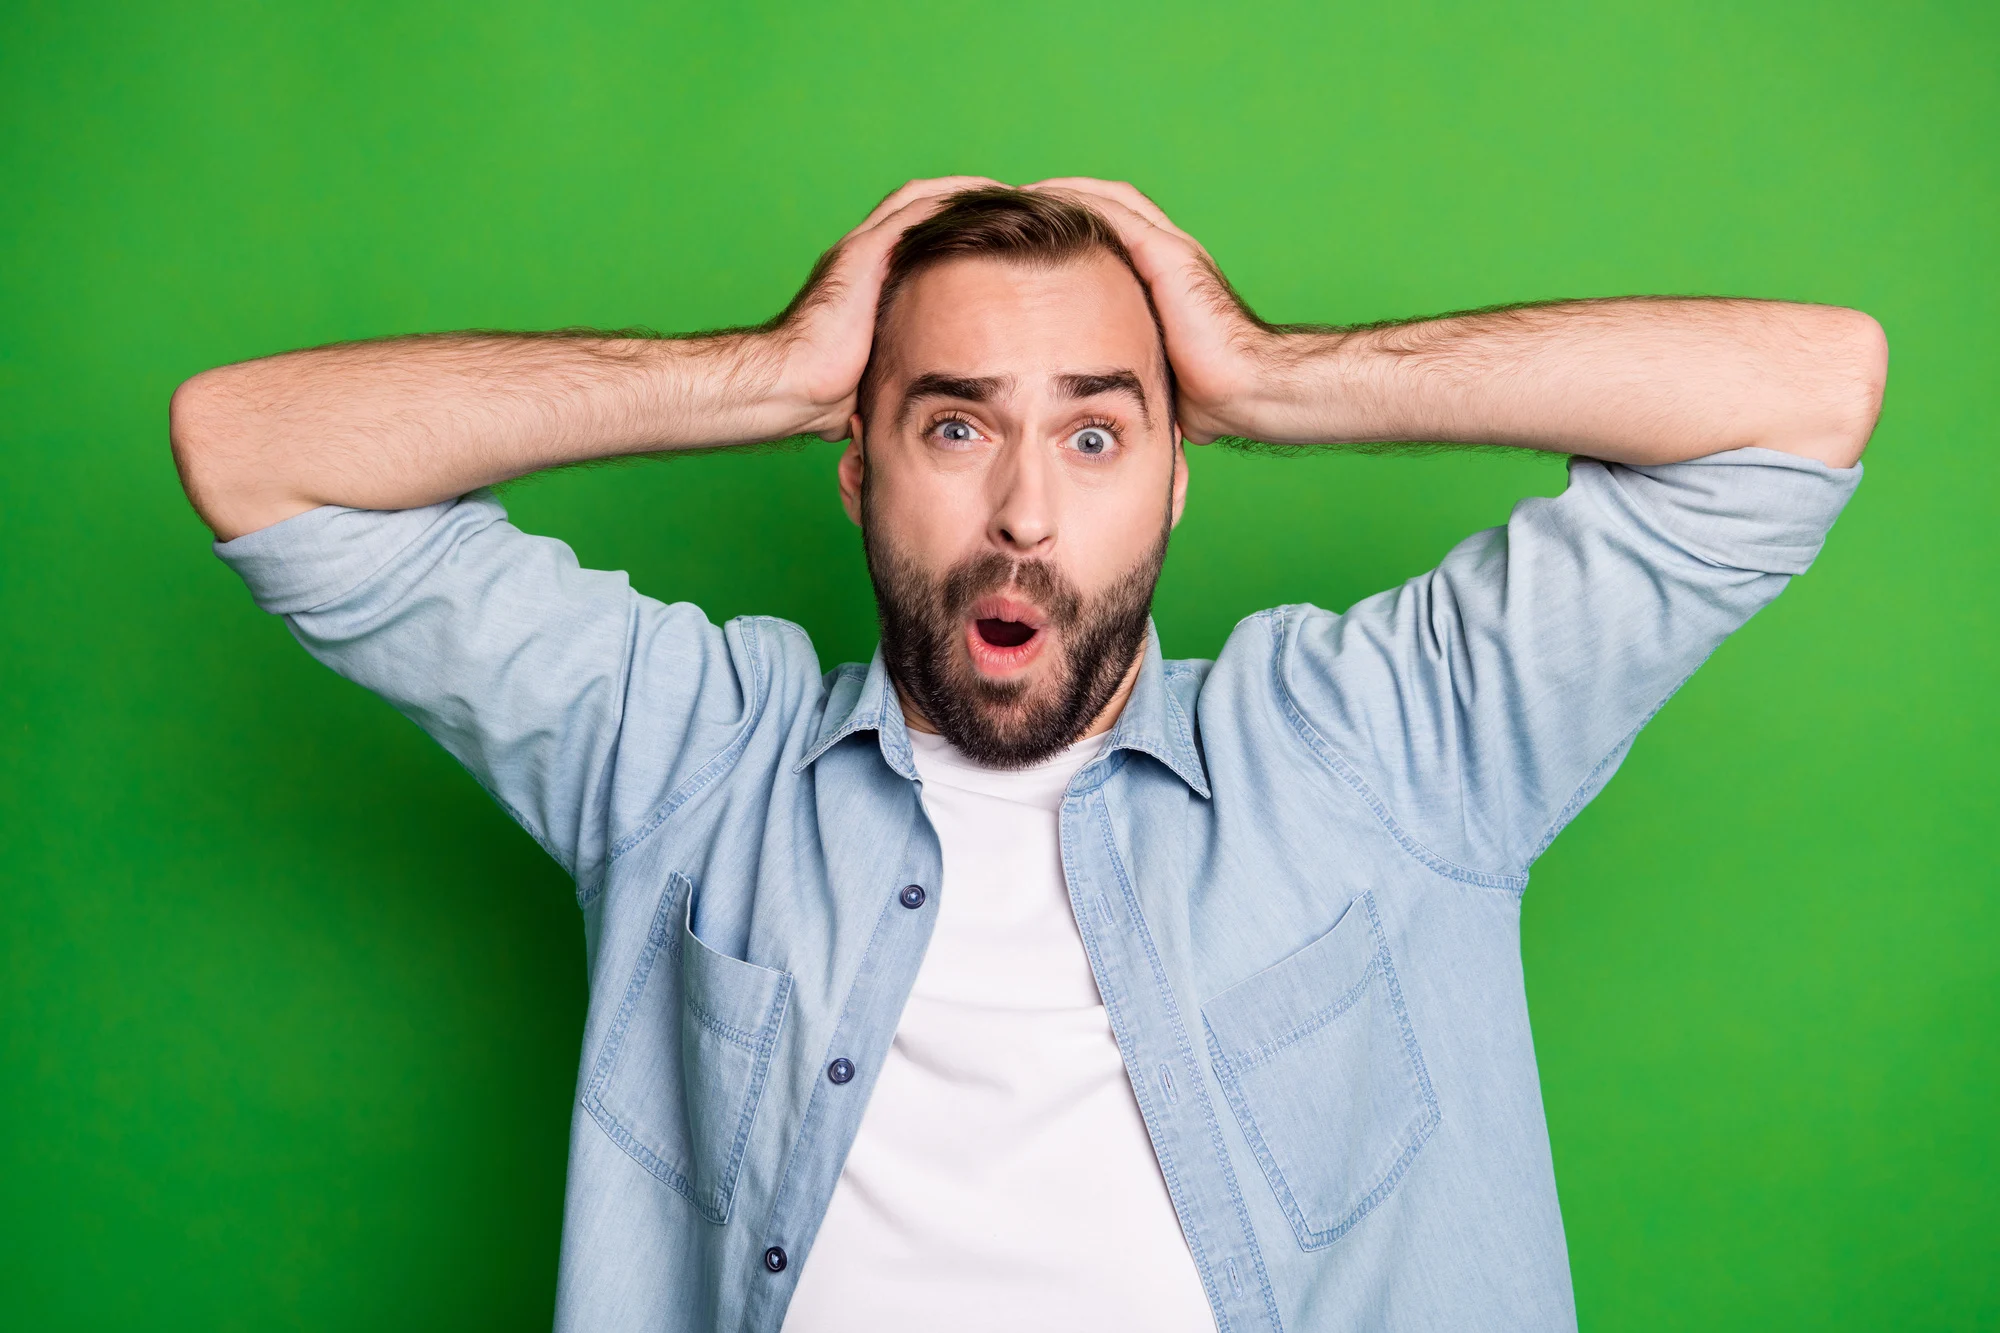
left=3, top=1, right=1994, bottom=1327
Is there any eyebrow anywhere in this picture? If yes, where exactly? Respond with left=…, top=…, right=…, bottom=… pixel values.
left=896, top=373, right=1010, bottom=429
left=1057, top=370, right=1152, bottom=425
left=893, top=368, right=1156, bottom=430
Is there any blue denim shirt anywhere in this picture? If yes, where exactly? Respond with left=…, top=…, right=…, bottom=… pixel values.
left=216, top=447, right=1858, bottom=1332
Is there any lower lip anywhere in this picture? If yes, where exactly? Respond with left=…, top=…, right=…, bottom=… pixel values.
left=966, top=620, right=1047, bottom=675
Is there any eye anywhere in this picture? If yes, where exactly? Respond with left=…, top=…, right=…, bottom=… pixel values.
left=1068, top=423, right=1118, bottom=457
left=929, top=416, right=981, bottom=448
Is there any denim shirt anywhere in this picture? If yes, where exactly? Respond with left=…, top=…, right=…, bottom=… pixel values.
left=216, top=447, right=1858, bottom=1332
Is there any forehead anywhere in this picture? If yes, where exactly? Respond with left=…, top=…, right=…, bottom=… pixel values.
left=877, top=251, right=1163, bottom=392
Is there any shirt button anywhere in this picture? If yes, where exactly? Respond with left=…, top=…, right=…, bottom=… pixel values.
left=898, top=884, right=927, bottom=909
left=827, top=1057, right=855, bottom=1084
left=763, top=1246, right=788, bottom=1273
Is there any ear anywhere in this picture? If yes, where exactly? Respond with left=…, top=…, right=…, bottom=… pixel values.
left=1168, top=432, right=1189, bottom=529
left=838, top=413, right=867, bottom=527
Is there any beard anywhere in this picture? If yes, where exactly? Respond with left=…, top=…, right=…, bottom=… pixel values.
left=863, top=504, right=1170, bottom=770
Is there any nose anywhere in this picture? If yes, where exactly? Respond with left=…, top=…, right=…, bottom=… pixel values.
left=987, top=435, right=1056, bottom=556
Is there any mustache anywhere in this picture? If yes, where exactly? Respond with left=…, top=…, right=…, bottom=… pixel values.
left=938, top=550, right=1084, bottom=628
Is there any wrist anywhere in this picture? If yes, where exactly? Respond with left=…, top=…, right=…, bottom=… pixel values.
left=1189, top=328, right=1352, bottom=444
left=766, top=328, right=863, bottom=440
left=646, top=329, right=828, bottom=445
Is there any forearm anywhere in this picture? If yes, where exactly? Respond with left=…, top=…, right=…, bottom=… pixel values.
left=171, top=329, right=812, bottom=540
left=1231, top=297, right=1887, bottom=469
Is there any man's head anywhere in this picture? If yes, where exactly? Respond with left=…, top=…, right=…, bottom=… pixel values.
left=837, top=187, right=1187, bottom=768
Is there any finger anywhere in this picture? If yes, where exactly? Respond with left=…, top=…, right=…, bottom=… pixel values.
left=844, top=188, right=966, bottom=266
left=816, top=186, right=971, bottom=304
left=1024, top=177, right=1198, bottom=247
left=1042, top=188, right=1250, bottom=333
left=1026, top=181, right=1208, bottom=267
left=1029, top=186, right=1185, bottom=275
left=851, top=175, right=1007, bottom=235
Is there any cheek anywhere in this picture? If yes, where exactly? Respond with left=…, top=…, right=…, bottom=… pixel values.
left=866, top=454, right=990, bottom=561
left=1062, top=482, right=1171, bottom=594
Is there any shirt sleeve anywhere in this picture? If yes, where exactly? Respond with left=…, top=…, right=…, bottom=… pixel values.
left=214, top=489, right=756, bottom=897
left=1272, top=446, right=1863, bottom=880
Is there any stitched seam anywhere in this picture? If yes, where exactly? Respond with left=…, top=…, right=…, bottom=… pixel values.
left=1066, top=803, right=1230, bottom=1329
left=581, top=872, right=688, bottom=1100
left=711, top=973, right=792, bottom=1227
left=595, top=618, right=773, bottom=895
left=1229, top=959, right=1379, bottom=1072
left=1162, top=664, right=1212, bottom=797
left=1068, top=745, right=1131, bottom=795
left=571, top=589, right=647, bottom=903
left=793, top=663, right=874, bottom=771
left=1201, top=892, right=1442, bottom=1252
left=477, top=778, right=573, bottom=876
left=1524, top=648, right=1720, bottom=865
left=584, top=1100, right=704, bottom=1211
left=1265, top=609, right=1528, bottom=894
left=577, top=869, right=790, bottom=1226
left=1206, top=1020, right=1312, bottom=1245
left=569, top=590, right=653, bottom=903
left=756, top=870, right=916, bottom=1287
left=579, top=873, right=706, bottom=1213
left=1086, top=798, right=1286, bottom=1332
left=685, top=995, right=766, bottom=1051
left=1334, top=892, right=1445, bottom=1245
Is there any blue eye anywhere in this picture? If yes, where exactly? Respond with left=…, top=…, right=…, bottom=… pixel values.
left=1072, top=426, right=1114, bottom=456
left=935, top=419, right=976, bottom=445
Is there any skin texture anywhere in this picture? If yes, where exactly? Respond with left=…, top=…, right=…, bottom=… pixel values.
left=168, top=175, right=1888, bottom=749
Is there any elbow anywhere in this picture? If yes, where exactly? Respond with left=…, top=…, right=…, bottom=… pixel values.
left=1841, top=308, right=1889, bottom=461
left=1816, top=307, right=1888, bottom=470
left=169, top=366, right=217, bottom=449
left=169, top=369, right=228, bottom=510
left=169, top=366, right=267, bottom=540
left=1763, top=307, right=1886, bottom=471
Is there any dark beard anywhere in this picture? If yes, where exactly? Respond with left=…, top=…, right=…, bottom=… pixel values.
left=863, top=511, right=1169, bottom=769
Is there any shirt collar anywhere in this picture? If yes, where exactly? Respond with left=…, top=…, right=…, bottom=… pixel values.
left=794, top=620, right=1210, bottom=798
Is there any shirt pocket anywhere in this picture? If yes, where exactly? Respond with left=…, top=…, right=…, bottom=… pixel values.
left=1200, top=889, right=1439, bottom=1251
left=582, top=871, right=793, bottom=1225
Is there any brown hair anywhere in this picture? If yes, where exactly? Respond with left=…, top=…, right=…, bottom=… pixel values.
left=857, top=186, right=1174, bottom=421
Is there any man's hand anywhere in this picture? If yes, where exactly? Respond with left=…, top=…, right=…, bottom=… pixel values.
left=1028, top=177, right=1885, bottom=468
left=1024, top=178, right=1279, bottom=446
left=771, top=176, right=1005, bottom=440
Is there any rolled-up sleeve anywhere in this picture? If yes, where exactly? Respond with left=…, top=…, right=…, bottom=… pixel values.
left=1275, top=446, right=1863, bottom=880
left=216, top=489, right=750, bottom=897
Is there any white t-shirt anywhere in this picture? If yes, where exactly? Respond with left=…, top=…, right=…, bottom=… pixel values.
left=780, top=728, right=1217, bottom=1333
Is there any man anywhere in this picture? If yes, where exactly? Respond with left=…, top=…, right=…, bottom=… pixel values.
left=170, top=176, right=1884, bottom=1332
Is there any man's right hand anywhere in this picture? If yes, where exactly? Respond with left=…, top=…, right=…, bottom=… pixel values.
left=768, top=176, right=1004, bottom=442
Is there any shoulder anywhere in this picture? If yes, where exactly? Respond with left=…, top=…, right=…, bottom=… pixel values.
left=708, top=614, right=830, bottom=709
left=1177, top=604, right=1333, bottom=731
left=1198, top=604, right=1332, bottom=690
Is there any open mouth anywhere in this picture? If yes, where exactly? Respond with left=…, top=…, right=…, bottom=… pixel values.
left=975, top=618, right=1038, bottom=649
left=965, top=595, right=1050, bottom=672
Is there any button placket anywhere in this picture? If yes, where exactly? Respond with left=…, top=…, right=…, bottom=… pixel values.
left=740, top=827, right=945, bottom=1331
